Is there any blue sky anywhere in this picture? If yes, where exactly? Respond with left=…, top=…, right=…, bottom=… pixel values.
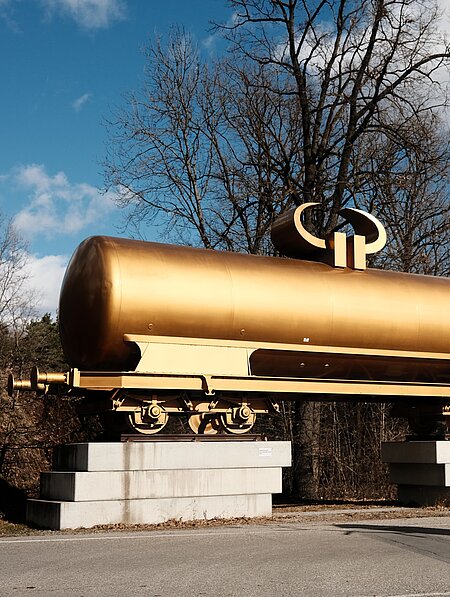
left=0, top=0, right=232, bottom=314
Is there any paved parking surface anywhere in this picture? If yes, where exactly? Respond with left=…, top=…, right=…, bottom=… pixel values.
left=1, top=516, right=449, bottom=596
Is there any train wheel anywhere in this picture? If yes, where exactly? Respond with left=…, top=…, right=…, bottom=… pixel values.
left=220, top=406, right=256, bottom=434
left=127, top=405, right=169, bottom=435
left=188, top=403, right=223, bottom=435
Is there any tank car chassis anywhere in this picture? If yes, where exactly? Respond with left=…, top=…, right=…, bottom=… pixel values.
left=10, top=334, right=450, bottom=436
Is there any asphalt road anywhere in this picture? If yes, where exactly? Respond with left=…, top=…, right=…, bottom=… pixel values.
left=1, top=516, right=450, bottom=596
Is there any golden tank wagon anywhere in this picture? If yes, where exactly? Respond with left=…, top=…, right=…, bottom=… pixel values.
left=9, top=204, right=450, bottom=435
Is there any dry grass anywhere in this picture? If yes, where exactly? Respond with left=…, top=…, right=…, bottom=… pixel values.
left=1, top=504, right=449, bottom=537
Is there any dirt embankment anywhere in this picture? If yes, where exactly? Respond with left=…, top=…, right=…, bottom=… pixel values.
left=1, top=503, right=449, bottom=537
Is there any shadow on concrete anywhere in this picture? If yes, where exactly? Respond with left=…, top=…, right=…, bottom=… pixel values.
left=0, top=479, right=27, bottom=523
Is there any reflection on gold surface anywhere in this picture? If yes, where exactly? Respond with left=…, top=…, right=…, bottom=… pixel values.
left=59, top=235, right=450, bottom=373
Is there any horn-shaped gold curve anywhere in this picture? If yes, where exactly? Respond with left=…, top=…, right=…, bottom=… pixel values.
left=292, top=203, right=327, bottom=250
left=339, top=207, right=387, bottom=254
left=270, top=202, right=326, bottom=258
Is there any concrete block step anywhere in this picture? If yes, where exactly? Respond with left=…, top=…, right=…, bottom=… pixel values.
left=27, top=493, right=272, bottom=530
left=381, top=441, right=450, bottom=464
left=53, top=441, right=291, bottom=472
left=389, top=463, right=450, bottom=487
left=41, top=467, right=282, bottom=501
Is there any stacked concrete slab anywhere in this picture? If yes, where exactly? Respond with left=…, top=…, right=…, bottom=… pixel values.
left=27, top=440, right=291, bottom=530
left=381, top=441, right=450, bottom=506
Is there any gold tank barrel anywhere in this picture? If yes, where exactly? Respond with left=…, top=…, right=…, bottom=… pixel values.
left=59, top=236, right=450, bottom=371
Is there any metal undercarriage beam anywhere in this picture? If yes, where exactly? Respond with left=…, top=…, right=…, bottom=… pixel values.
left=71, top=369, right=450, bottom=399
left=9, top=334, right=450, bottom=435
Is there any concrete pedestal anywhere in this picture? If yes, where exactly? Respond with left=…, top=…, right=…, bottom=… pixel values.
left=381, top=441, right=450, bottom=506
left=27, top=440, right=291, bottom=530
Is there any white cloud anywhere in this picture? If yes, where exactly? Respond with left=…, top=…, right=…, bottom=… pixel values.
left=72, top=92, right=91, bottom=111
left=0, top=0, right=20, bottom=32
left=41, top=0, right=126, bottom=30
left=202, top=12, right=241, bottom=51
left=12, top=164, right=119, bottom=240
left=24, top=253, right=68, bottom=316
left=202, top=35, right=216, bottom=50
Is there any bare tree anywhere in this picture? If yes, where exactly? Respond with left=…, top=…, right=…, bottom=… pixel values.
left=0, top=218, right=35, bottom=331
left=0, top=218, right=37, bottom=515
left=223, top=0, right=450, bottom=231
left=355, top=115, right=450, bottom=274
left=104, top=29, right=305, bottom=252
left=106, top=2, right=449, bottom=246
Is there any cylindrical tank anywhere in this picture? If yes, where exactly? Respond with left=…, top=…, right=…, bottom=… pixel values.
left=59, top=236, right=450, bottom=371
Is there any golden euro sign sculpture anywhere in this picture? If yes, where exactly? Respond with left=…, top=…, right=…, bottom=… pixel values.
left=270, top=202, right=387, bottom=270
